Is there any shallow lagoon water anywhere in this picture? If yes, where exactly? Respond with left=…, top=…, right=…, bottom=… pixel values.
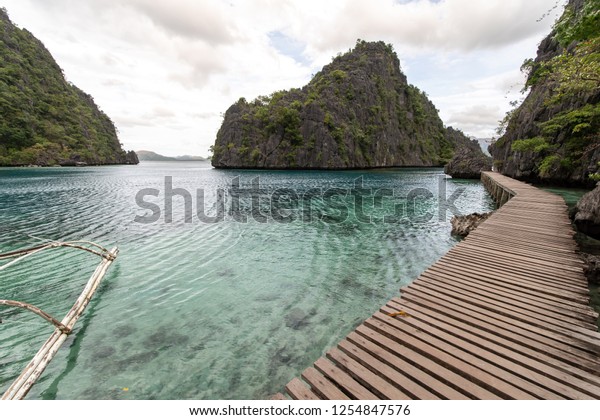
left=0, top=162, right=495, bottom=399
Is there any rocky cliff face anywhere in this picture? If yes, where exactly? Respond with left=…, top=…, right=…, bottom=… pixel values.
left=444, top=143, right=492, bottom=179
left=489, top=0, right=599, bottom=186
left=212, top=41, right=482, bottom=169
left=0, top=8, right=137, bottom=166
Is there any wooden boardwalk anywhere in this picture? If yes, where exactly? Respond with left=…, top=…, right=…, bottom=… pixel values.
left=283, top=171, right=600, bottom=400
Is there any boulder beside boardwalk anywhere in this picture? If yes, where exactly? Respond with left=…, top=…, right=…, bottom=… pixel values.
left=444, top=147, right=492, bottom=179
left=450, top=212, right=492, bottom=237
left=571, top=183, right=600, bottom=241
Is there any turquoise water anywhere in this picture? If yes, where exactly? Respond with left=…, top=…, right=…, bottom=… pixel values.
left=541, top=186, right=591, bottom=209
left=0, top=162, right=495, bottom=399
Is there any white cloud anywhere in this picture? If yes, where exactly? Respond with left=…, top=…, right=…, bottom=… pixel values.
left=447, top=104, right=503, bottom=133
left=1, top=0, right=563, bottom=156
left=127, top=0, right=237, bottom=44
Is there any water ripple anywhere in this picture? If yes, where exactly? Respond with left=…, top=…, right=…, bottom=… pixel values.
left=0, top=162, right=495, bottom=399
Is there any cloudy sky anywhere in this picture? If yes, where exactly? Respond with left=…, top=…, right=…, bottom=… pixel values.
left=3, top=0, right=564, bottom=157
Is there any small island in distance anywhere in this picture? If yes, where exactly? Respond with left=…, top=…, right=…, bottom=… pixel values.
left=136, top=150, right=208, bottom=162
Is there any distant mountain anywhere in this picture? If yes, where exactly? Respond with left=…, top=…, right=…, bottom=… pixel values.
left=136, top=150, right=207, bottom=161
left=476, top=138, right=492, bottom=156
left=212, top=40, right=486, bottom=169
left=175, top=154, right=208, bottom=161
left=0, top=8, right=137, bottom=166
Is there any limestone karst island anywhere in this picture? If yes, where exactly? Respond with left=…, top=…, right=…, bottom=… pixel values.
left=0, top=0, right=599, bottom=411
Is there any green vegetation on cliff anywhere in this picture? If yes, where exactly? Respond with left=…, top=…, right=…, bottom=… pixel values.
left=490, top=0, right=599, bottom=186
left=212, top=40, right=481, bottom=169
left=0, top=8, right=137, bottom=166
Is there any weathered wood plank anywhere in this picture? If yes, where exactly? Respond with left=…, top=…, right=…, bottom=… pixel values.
left=314, top=358, right=379, bottom=400
left=344, top=333, right=467, bottom=399
left=337, top=339, right=441, bottom=399
left=401, top=285, right=600, bottom=365
left=285, top=378, right=319, bottom=400
left=326, top=348, right=410, bottom=400
left=418, top=272, right=596, bottom=329
left=386, top=300, right=600, bottom=387
left=301, top=367, right=349, bottom=400
left=356, top=324, right=501, bottom=400
left=380, top=305, right=600, bottom=398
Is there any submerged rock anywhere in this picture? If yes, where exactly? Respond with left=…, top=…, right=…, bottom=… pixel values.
left=451, top=212, right=492, bottom=237
left=92, top=346, right=116, bottom=359
left=284, top=308, right=309, bottom=330
left=444, top=146, right=492, bottom=179
left=572, top=183, right=600, bottom=240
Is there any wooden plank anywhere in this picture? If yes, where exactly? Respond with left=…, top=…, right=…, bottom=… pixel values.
left=439, top=252, right=590, bottom=293
left=419, top=271, right=596, bottom=329
left=379, top=305, right=600, bottom=398
left=376, top=309, right=568, bottom=399
left=344, top=333, right=468, bottom=399
left=356, top=324, right=502, bottom=400
left=285, top=378, right=319, bottom=400
left=427, top=262, right=594, bottom=318
left=337, top=339, right=440, bottom=400
left=459, top=241, right=585, bottom=267
left=426, top=263, right=596, bottom=316
left=476, top=222, right=575, bottom=238
left=398, top=288, right=600, bottom=371
left=391, top=294, right=600, bottom=375
left=467, top=232, right=582, bottom=255
left=326, top=348, right=410, bottom=400
left=417, top=274, right=600, bottom=343
left=301, top=367, right=349, bottom=400
left=314, top=358, right=379, bottom=400
left=474, top=222, right=577, bottom=241
left=364, top=316, right=540, bottom=399
left=389, top=299, right=600, bottom=386
left=437, top=254, right=591, bottom=299
left=402, top=283, right=600, bottom=358
left=454, top=243, right=585, bottom=273
left=474, top=224, right=578, bottom=242
left=447, top=241, right=585, bottom=277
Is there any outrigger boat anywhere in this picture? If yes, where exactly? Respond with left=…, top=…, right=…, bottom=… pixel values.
left=0, top=240, right=118, bottom=400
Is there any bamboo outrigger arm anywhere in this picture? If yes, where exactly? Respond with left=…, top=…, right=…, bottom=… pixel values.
left=0, top=241, right=118, bottom=400
left=0, top=300, right=71, bottom=334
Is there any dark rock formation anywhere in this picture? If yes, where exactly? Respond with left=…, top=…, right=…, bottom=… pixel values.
left=212, top=41, right=478, bottom=169
left=451, top=212, right=492, bottom=237
left=572, top=182, right=600, bottom=239
left=0, top=8, right=137, bottom=166
left=489, top=0, right=599, bottom=187
left=125, top=150, right=140, bottom=165
left=444, top=143, right=492, bottom=179
left=580, top=253, right=600, bottom=284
